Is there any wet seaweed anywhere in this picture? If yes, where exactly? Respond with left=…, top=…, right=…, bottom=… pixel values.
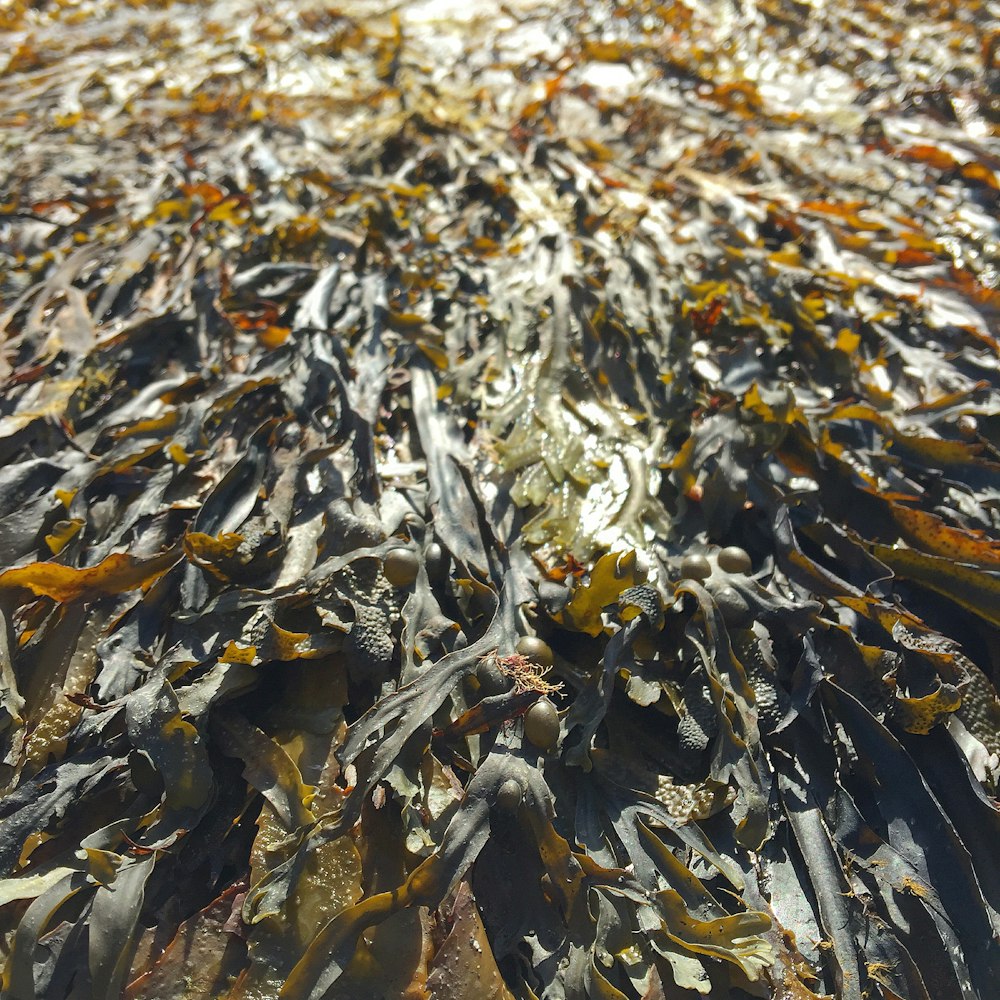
left=1, top=1, right=1000, bottom=997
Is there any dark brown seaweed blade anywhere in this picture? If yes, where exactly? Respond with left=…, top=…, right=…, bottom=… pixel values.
left=1, top=1, right=999, bottom=998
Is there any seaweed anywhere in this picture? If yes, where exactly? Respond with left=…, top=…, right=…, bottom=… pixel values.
left=1, top=0, right=1000, bottom=997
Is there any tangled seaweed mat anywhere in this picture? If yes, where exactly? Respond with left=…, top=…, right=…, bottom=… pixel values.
left=2, top=0, right=1000, bottom=997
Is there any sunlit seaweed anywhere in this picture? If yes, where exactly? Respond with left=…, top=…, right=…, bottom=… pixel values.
left=1, top=1, right=999, bottom=999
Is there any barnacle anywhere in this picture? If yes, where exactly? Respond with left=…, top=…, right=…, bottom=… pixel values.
left=653, top=775, right=732, bottom=823
left=337, top=558, right=382, bottom=597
